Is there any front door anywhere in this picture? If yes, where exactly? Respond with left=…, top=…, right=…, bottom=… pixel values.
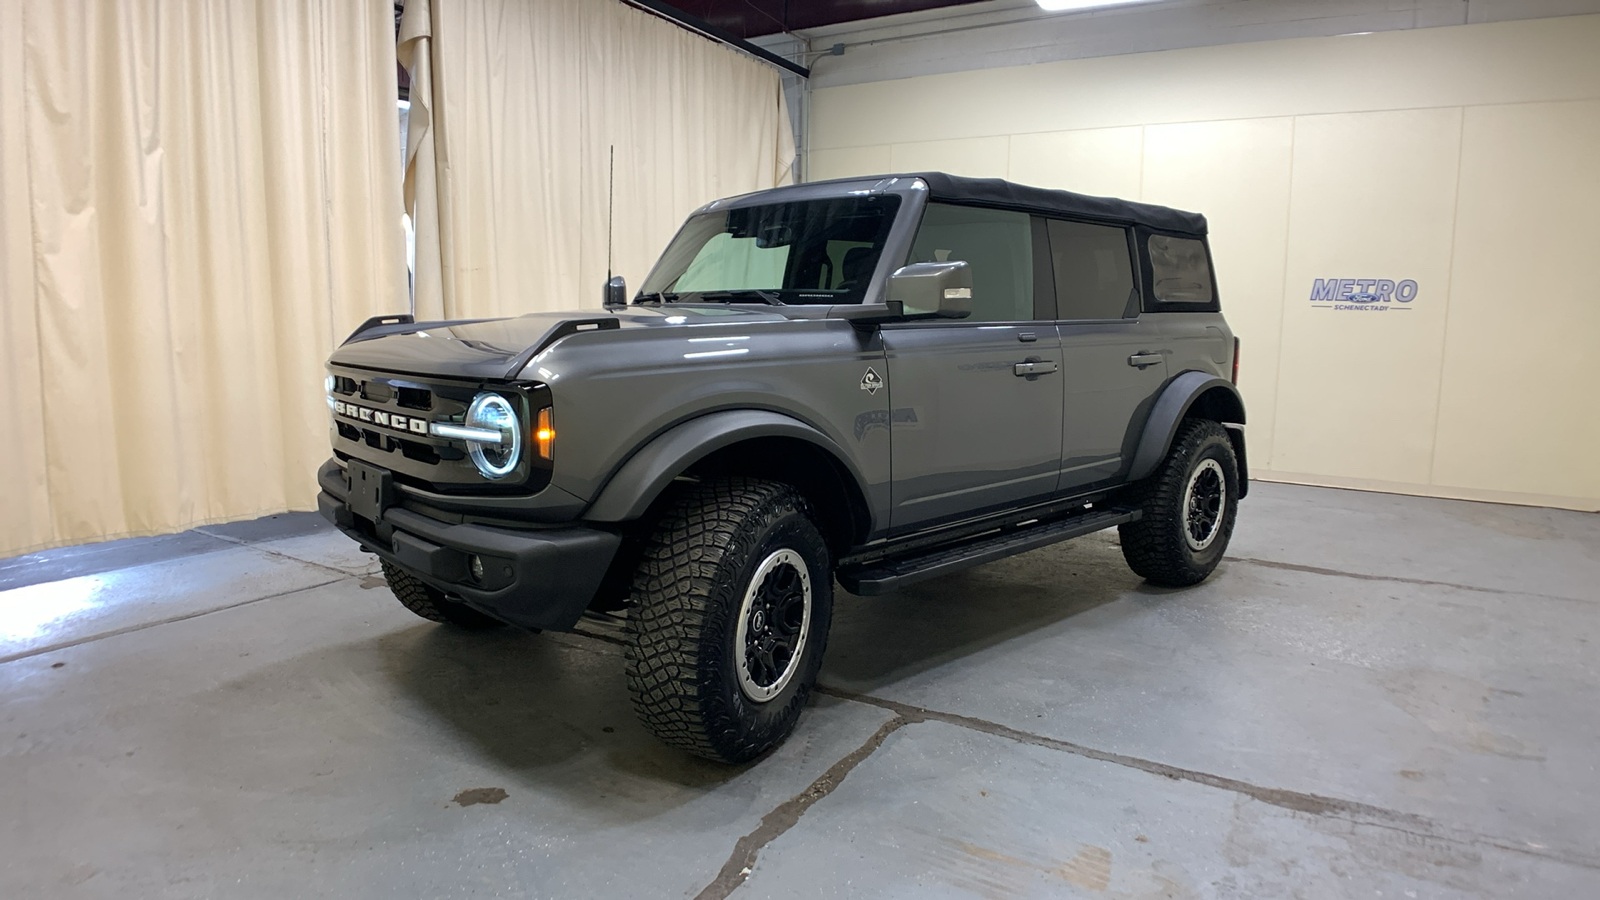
left=884, top=204, right=1064, bottom=533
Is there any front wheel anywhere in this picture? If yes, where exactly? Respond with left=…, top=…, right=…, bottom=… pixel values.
left=1119, top=419, right=1240, bottom=587
left=625, top=477, right=833, bottom=763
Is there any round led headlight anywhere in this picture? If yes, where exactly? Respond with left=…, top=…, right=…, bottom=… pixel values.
left=464, top=393, right=522, bottom=479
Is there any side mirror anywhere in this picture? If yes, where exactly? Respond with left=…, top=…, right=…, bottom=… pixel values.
left=887, top=261, right=972, bottom=319
left=603, top=275, right=627, bottom=309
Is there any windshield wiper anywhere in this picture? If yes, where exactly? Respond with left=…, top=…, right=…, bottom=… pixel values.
left=689, top=289, right=784, bottom=306
left=634, top=291, right=679, bottom=305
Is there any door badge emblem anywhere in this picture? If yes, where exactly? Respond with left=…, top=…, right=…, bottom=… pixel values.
left=859, top=367, right=883, bottom=395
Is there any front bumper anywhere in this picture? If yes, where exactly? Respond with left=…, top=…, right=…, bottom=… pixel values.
left=317, top=459, right=620, bottom=631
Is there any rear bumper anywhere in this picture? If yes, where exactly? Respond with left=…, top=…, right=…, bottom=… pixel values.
left=317, top=460, right=620, bottom=631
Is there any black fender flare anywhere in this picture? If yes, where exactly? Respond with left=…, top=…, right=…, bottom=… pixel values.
left=1126, top=371, right=1249, bottom=494
left=583, top=409, right=872, bottom=524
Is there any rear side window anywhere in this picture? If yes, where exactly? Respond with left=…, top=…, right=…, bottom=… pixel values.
left=1147, top=235, right=1214, bottom=305
left=1047, top=220, right=1136, bottom=319
left=908, top=203, right=1034, bottom=322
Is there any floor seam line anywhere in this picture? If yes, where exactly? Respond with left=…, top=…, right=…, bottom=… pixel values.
left=813, top=685, right=1600, bottom=873
left=195, top=528, right=368, bottom=580
left=0, top=577, right=346, bottom=666
left=1225, top=555, right=1588, bottom=604
left=693, top=715, right=910, bottom=900
left=569, top=625, right=627, bottom=647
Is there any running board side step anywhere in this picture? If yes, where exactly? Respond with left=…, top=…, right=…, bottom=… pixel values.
left=836, top=507, right=1139, bottom=596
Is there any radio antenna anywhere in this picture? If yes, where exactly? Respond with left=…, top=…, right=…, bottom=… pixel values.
left=606, top=145, right=615, bottom=282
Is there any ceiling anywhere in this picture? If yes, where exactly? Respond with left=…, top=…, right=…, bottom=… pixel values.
left=660, top=1, right=990, bottom=38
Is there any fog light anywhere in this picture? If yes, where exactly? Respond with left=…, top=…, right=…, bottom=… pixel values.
left=469, top=555, right=485, bottom=582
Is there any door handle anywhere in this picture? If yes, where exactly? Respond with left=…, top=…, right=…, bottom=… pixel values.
left=1128, top=352, right=1163, bottom=369
left=1014, top=359, right=1059, bottom=377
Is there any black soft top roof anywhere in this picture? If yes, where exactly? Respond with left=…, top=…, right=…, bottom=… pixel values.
left=912, top=172, right=1207, bottom=236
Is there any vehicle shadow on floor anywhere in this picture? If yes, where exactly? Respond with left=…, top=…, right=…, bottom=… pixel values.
left=822, top=531, right=1160, bottom=694
left=294, top=530, right=1168, bottom=816
left=368, top=622, right=751, bottom=812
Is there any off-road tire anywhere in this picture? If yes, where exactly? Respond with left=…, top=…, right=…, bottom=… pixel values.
left=381, top=560, right=505, bottom=629
left=1119, top=418, right=1240, bottom=587
left=626, top=477, right=833, bottom=764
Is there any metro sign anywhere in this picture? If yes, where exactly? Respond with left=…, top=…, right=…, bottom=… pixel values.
left=1309, top=278, right=1418, bottom=312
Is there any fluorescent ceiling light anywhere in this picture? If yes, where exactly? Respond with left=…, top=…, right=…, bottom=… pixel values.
left=1036, top=0, right=1155, bottom=11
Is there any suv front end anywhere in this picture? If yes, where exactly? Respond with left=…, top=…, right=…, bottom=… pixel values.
left=316, top=363, right=619, bottom=631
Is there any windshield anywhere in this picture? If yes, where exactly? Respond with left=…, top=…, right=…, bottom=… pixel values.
left=639, top=195, right=902, bottom=304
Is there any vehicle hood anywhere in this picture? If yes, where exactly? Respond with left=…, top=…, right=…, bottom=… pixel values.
left=327, top=305, right=792, bottom=381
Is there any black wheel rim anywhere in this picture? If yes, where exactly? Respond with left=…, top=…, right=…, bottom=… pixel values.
left=1183, top=458, right=1226, bottom=552
left=736, top=549, right=812, bottom=702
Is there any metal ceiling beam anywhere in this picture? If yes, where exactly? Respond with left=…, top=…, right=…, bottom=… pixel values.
left=622, top=0, right=810, bottom=77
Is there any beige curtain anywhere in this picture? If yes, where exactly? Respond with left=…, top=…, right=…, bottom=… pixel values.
left=400, top=0, right=796, bottom=320
left=0, top=0, right=407, bottom=557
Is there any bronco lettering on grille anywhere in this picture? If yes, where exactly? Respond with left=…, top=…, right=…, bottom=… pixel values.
left=332, top=400, right=430, bottom=436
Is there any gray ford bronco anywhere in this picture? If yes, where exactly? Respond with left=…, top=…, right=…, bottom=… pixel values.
left=318, top=173, right=1246, bottom=762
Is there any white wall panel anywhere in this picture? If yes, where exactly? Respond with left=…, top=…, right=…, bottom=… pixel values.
left=1271, top=108, right=1463, bottom=486
left=1142, top=118, right=1294, bottom=470
left=1009, top=127, right=1143, bottom=200
left=807, top=144, right=893, bottom=181
left=888, top=136, right=1011, bottom=177
left=1430, top=100, right=1600, bottom=504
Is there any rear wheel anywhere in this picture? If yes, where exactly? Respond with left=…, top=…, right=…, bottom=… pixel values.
left=1119, top=419, right=1239, bottom=587
left=381, top=560, right=506, bottom=629
left=626, top=477, right=833, bottom=763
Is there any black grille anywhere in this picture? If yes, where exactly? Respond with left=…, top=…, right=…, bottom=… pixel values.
left=326, top=365, right=552, bottom=495
left=397, top=386, right=432, bottom=409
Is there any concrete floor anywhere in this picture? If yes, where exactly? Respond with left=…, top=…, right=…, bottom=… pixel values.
left=1, top=483, right=1596, bottom=899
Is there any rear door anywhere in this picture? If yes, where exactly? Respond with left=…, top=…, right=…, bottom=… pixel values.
left=882, top=204, right=1064, bottom=533
left=1046, top=218, right=1170, bottom=491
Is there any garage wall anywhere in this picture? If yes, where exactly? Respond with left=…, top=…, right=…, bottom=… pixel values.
left=806, top=16, right=1600, bottom=511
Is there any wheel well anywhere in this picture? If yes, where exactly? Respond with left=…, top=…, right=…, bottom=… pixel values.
left=1182, top=385, right=1249, bottom=498
left=685, top=436, right=869, bottom=558
left=584, top=435, right=870, bottom=614
left=1184, top=385, right=1245, bottom=426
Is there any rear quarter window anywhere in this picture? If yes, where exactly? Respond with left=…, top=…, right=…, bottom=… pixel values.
left=1147, top=234, right=1215, bottom=307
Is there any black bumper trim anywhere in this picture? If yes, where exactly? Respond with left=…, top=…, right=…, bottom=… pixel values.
left=317, top=490, right=621, bottom=632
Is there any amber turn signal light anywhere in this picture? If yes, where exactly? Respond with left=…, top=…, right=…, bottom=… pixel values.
left=535, top=407, right=555, bottom=460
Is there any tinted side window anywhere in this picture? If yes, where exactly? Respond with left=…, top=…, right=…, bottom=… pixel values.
left=1048, top=220, right=1135, bottom=319
left=1148, top=235, right=1214, bottom=305
left=908, top=203, right=1034, bottom=322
